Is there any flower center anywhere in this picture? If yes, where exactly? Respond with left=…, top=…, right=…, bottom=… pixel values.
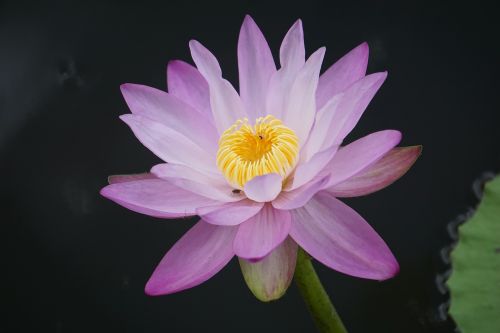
left=216, top=115, right=299, bottom=188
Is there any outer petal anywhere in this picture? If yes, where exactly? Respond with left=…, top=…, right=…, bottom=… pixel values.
left=290, top=192, right=399, bottom=280
left=238, top=15, right=276, bottom=120
left=120, top=83, right=218, bottom=154
left=120, top=114, right=217, bottom=174
left=272, top=176, right=330, bottom=210
left=145, top=221, right=237, bottom=295
left=316, top=42, right=369, bottom=109
left=282, top=47, right=325, bottom=145
left=167, top=60, right=211, bottom=117
left=189, top=40, right=246, bottom=133
left=233, top=205, right=291, bottom=260
left=244, top=173, right=282, bottom=202
left=100, top=178, right=218, bottom=218
left=108, top=173, right=156, bottom=184
left=151, top=163, right=242, bottom=202
left=324, top=130, right=402, bottom=188
left=327, top=146, right=422, bottom=197
left=239, top=237, right=297, bottom=301
left=196, top=200, right=264, bottom=226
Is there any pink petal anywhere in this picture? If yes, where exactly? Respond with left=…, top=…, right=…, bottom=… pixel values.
left=291, top=144, right=339, bottom=190
left=120, top=83, right=218, bottom=154
left=305, top=73, right=388, bottom=158
left=100, top=178, right=218, bottom=218
left=328, top=146, right=422, bottom=197
left=265, top=20, right=305, bottom=120
left=239, top=237, right=297, bottom=301
left=243, top=173, right=282, bottom=202
left=300, top=93, right=343, bottom=161
left=189, top=40, right=246, bottom=133
left=265, top=69, right=292, bottom=120
left=238, top=15, right=276, bottom=120
left=279, top=20, right=305, bottom=74
left=197, top=200, right=264, bottom=226
left=326, top=72, right=388, bottom=147
left=316, top=42, right=369, bottom=109
left=324, top=130, right=402, bottom=188
left=233, top=205, right=291, bottom=260
left=145, top=221, right=237, bottom=295
left=290, top=192, right=399, bottom=280
left=272, top=176, right=330, bottom=210
left=120, top=114, right=217, bottom=175
left=167, top=60, right=211, bottom=117
left=282, top=47, right=325, bottom=145
left=151, top=163, right=242, bottom=202
left=108, top=173, right=156, bottom=184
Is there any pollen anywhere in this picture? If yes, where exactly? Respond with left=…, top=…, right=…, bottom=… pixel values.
left=216, top=115, right=299, bottom=188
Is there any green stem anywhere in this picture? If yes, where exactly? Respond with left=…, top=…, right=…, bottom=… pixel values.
left=294, top=248, right=348, bottom=333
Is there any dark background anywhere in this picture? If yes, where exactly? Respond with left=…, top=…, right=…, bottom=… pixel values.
left=1, top=0, right=499, bottom=332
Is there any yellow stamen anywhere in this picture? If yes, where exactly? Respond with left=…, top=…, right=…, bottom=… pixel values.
left=216, top=115, right=299, bottom=188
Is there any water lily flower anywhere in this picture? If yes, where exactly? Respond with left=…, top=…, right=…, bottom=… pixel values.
left=101, top=15, right=421, bottom=301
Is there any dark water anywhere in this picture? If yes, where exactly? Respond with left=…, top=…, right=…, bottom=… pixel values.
left=2, top=1, right=499, bottom=332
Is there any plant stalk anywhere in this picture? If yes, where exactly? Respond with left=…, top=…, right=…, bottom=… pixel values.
left=294, top=248, right=348, bottom=333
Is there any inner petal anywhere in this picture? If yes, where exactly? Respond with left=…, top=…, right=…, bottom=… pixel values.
left=217, top=115, right=299, bottom=188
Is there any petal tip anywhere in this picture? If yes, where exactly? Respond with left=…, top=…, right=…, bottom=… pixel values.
left=119, top=82, right=130, bottom=90
left=252, top=286, right=288, bottom=302
left=289, top=19, right=303, bottom=37
left=386, top=129, right=402, bottom=143
left=167, top=59, right=181, bottom=65
left=99, top=186, right=110, bottom=198
left=188, top=39, right=201, bottom=51
left=244, top=173, right=282, bottom=202
left=119, top=83, right=136, bottom=96
left=372, top=70, right=388, bottom=81
left=144, top=278, right=168, bottom=297
left=378, top=259, right=400, bottom=281
left=317, top=46, right=326, bottom=57
left=407, top=145, right=423, bottom=161
left=149, top=164, right=163, bottom=177
left=144, top=283, right=159, bottom=296
left=370, top=251, right=400, bottom=281
left=167, top=59, right=184, bottom=70
left=391, top=261, right=401, bottom=277
left=356, top=42, right=369, bottom=57
left=243, top=14, right=255, bottom=24
left=367, top=71, right=388, bottom=83
left=286, top=19, right=303, bottom=37
left=99, top=185, right=120, bottom=202
left=236, top=253, right=266, bottom=262
left=144, top=275, right=181, bottom=296
left=234, top=249, right=275, bottom=263
left=118, top=113, right=133, bottom=123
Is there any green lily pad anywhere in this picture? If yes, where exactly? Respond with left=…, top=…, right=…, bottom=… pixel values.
left=449, top=174, right=500, bottom=332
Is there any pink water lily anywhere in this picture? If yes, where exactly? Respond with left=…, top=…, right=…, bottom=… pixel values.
left=101, top=15, right=421, bottom=301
